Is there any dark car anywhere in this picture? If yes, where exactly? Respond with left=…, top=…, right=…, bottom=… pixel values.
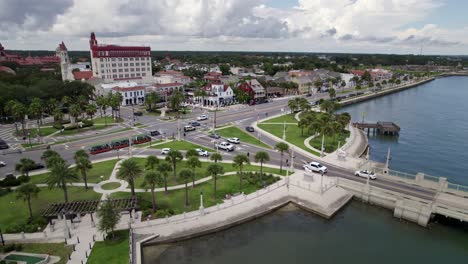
left=190, top=121, right=201, bottom=127
left=0, top=141, right=8, bottom=150
left=29, top=163, right=45, bottom=171
left=134, top=111, right=143, bottom=116
left=209, top=133, right=221, bottom=139
left=245, top=126, right=255, bottom=132
left=150, top=130, right=160, bottom=136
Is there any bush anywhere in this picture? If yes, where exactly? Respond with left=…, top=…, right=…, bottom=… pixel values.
left=4, top=217, right=46, bottom=233
left=0, top=187, right=11, bottom=197
left=155, top=209, right=174, bottom=218
left=1, top=243, right=22, bottom=253
left=0, top=175, right=21, bottom=187
left=17, top=175, right=30, bottom=183
left=142, top=209, right=153, bottom=218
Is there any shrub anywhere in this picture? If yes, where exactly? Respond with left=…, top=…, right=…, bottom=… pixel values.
left=0, top=187, right=11, bottom=197
left=0, top=175, right=21, bottom=187
left=1, top=243, right=22, bottom=253
left=155, top=209, right=174, bottom=218
left=142, top=209, right=153, bottom=218
left=17, top=175, right=30, bottom=183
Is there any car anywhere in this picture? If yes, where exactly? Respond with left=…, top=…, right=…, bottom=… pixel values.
left=134, top=111, right=143, bottom=116
left=183, top=125, right=196, bottom=132
left=227, top=137, right=240, bottom=144
left=303, top=161, right=328, bottom=173
left=0, top=161, right=5, bottom=167
left=195, top=148, right=209, bottom=157
left=245, top=126, right=255, bottom=132
left=216, top=142, right=235, bottom=152
left=197, top=115, right=208, bottom=121
left=30, top=163, right=45, bottom=171
left=189, top=121, right=201, bottom=127
left=161, top=148, right=171, bottom=155
left=0, top=140, right=8, bottom=150
left=354, top=170, right=377, bottom=180
left=150, top=130, right=160, bottom=136
left=208, top=133, right=221, bottom=139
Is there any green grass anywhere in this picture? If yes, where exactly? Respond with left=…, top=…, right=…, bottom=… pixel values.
left=101, top=182, right=122, bottom=190
left=29, top=159, right=118, bottom=184
left=152, top=140, right=215, bottom=152
left=261, top=113, right=297, bottom=124
left=309, top=131, right=350, bottom=153
left=129, top=158, right=289, bottom=188
left=15, top=127, right=59, bottom=138
left=54, top=124, right=110, bottom=136
left=0, top=187, right=101, bottom=231
left=92, top=116, right=124, bottom=124
left=21, top=142, right=45, bottom=148
left=87, top=230, right=129, bottom=264
left=0, top=243, right=73, bottom=264
left=216, top=126, right=271, bottom=149
left=134, top=140, right=162, bottom=148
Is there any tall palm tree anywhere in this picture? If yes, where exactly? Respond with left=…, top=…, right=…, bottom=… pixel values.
left=41, top=149, right=62, bottom=168
left=74, top=150, right=92, bottom=189
left=275, top=142, right=289, bottom=173
left=165, top=150, right=183, bottom=179
left=254, top=151, right=270, bottom=179
left=328, top=88, right=336, bottom=99
left=157, top=162, right=172, bottom=193
left=169, top=89, right=185, bottom=119
left=206, top=164, right=224, bottom=199
left=142, top=171, right=163, bottom=213
left=117, top=159, right=143, bottom=197
left=4, top=100, right=27, bottom=134
left=178, top=169, right=193, bottom=206
left=145, top=156, right=159, bottom=171
left=69, top=104, right=81, bottom=126
left=298, top=118, right=309, bottom=136
left=15, top=158, right=36, bottom=177
left=46, top=160, right=78, bottom=203
left=233, top=154, right=250, bottom=191
left=210, top=153, right=222, bottom=163
left=52, top=107, right=64, bottom=125
left=85, top=103, right=97, bottom=119
left=186, top=156, right=201, bottom=187
left=29, top=98, right=44, bottom=136
left=16, top=183, right=40, bottom=219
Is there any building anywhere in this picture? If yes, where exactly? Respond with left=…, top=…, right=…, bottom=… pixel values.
left=291, top=75, right=317, bottom=94
left=350, top=69, right=393, bottom=82
left=89, top=32, right=152, bottom=83
left=56, top=41, right=75, bottom=81
left=203, top=71, right=222, bottom=82
left=146, top=83, right=184, bottom=96
left=193, top=82, right=234, bottom=106
left=111, top=86, right=145, bottom=106
left=0, top=43, right=60, bottom=65
left=237, top=79, right=266, bottom=103
left=72, top=71, right=93, bottom=81
left=230, top=67, right=245, bottom=75
left=153, top=70, right=191, bottom=85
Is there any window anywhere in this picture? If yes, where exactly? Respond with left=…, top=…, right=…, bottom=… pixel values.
left=112, top=58, right=116, bottom=61
left=119, top=74, right=123, bottom=78
left=130, top=63, right=134, bottom=66
left=125, top=74, right=129, bottom=77
left=130, top=68, right=134, bottom=72
left=142, top=73, right=146, bottom=76
left=136, top=63, right=140, bottom=66
left=124, top=63, right=128, bottom=67
left=100, top=64, right=104, bottom=68
left=131, top=73, right=135, bottom=77
left=125, top=69, right=129, bottom=72
left=101, top=70, right=104, bottom=74
left=112, top=69, right=117, bottom=73
left=113, top=74, right=117, bottom=78
left=119, top=69, right=123, bottom=72
left=125, top=92, right=128, bottom=97
left=100, top=58, right=104, bottom=62
left=124, top=58, right=128, bottom=61
left=130, top=58, right=134, bottom=61
left=118, top=63, right=122, bottom=67
left=136, top=73, right=140, bottom=77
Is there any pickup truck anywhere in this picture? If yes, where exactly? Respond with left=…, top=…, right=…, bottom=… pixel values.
left=216, top=142, right=235, bottom=152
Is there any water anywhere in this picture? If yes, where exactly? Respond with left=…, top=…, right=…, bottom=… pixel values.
left=339, top=76, right=468, bottom=185
left=144, top=203, right=468, bottom=264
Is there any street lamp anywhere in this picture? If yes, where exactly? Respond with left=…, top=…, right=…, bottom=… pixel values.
left=282, top=121, right=286, bottom=141
left=320, top=134, right=325, bottom=157
left=28, top=132, right=32, bottom=149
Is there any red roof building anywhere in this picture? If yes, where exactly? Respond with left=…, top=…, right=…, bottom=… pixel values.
left=203, top=71, right=222, bottom=82
left=72, top=70, right=93, bottom=80
left=0, top=42, right=60, bottom=65
left=237, top=79, right=266, bottom=103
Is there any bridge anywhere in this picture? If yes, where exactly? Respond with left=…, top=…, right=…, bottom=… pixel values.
left=353, top=121, right=400, bottom=135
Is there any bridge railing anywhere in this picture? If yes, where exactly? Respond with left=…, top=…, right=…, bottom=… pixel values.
left=447, top=183, right=468, bottom=193
left=373, top=167, right=416, bottom=181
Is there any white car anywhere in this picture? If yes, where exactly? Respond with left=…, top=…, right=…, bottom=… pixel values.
left=0, top=161, right=5, bottom=167
left=303, top=161, right=328, bottom=173
left=197, top=115, right=208, bottom=121
left=227, top=137, right=240, bottom=144
left=217, top=142, right=235, bottom=152
left=354, top=170, right=377, bottom=180
left=161, top=148, right=171, bottom=155
left=196, top=148, right=209, bottom=157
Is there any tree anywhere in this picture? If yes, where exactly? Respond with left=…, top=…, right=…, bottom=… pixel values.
left=362, top=71, right=372, bottom=82
left=15, top=158, right=36, bottom=177
left=328, top=88, right=336, bottom=99
left=233, top=154, right=250, bottom=191
left=254, top=151, right=270, bottom=178
left=165, top=150, right=183, bottom=179
left=275, top=142, right=289, bottom=173
left=29, top=98, right=44, bottom=136
left=95, top=95, right=108, bottom=121
left=52, top=107, right=64, bottom=124
left=157, top=162, right=172, bottom=193
left=145, top=155, right=159, bottom=171
left=145, top=92, right=160, bottom=111
left=298, top=98, right=311, bottom=112
left=117, top=159, right=143, bottom=197
left=186, top=156, right=201, bottom=187
left=219, top=64, right=231, bottom=75
left=210, top=152, right=223, bottom=163
left=206, top=164, right=224, bottom=199
left=46, top=159, right=78, bottom=203
left=85, top=103, right=97, bottom=119
left=142, top=171, right=163, bottom=213
left=320, top=100, right=339, bottom=114
left=313, top=79, right=323, bottom=91
left=41, top=149, right=62, bottom=168
left=4, top=100, right=27, bottom=134
left=74, top=150, right=92, bottom=189
left=288, top=99, right=298, bottom=113
left=185, top=149, right=199, bottom=159
left=169, top=89, right=185, bottom=119
left=97, top=199, right=121, bottom=238
left=178, top=169, right=193, bottom=206
left=298, top=118, right=308, bottom=136
left=16, top=183, right=40, bottom=219
left=341, top=80, right=346, bottom=87
left=69, top=104, right=81, bottom=126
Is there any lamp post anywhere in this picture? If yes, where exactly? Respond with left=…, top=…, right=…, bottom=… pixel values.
left=320, top=134, right=325, bottom=157
left=384, top=147, right=391, bottom=174
left=282, top=121, right=286, bottom=141
left=28, top=132, right=32, bottom=149
left=199, top=191, right=205, bottom=216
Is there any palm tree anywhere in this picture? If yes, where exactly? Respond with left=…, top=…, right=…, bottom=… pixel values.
left=74, top=150, right=92, bottom=189
left=41, top=149, right=62, bottom=168
left=46, top=160, right=78, bottom=203
left=186, top=156, right=201, bottom=187
left=210, top=153, right=222, bottom=163
left=16, top=183, right=40, bottom=219
left=287, top=99, right=298, bottom=113
left=254, top=151, right=270, bottom=179
left=185, top=149, right=199, bottom=159
left=275, top=142, right=289, bottom=173
left=206, top=164, right=224, bottom=199
left=328, top=88, right=336, bottom=99
left=298, top=118, right=308, bottom=136
left=145, top=156, right=159, bottom=171
left=69, top=104, right=81, bottom=126
left=178, top=169, right=193, bottom=206
left=4, top=100, right=27, bottom=134
left=169, top=89, right=185, bottom=119
left=117, top=159, right=143, bottom=197
left=165, top=150, right=183, bottom=179
left=233, top=154, right=250, bottom=191
left=145, top=92, right=160, bottom=111
left=157, top=162, right=172, bottom=193
left=85, top=103, right=97, bottom=119
left=142, top=171, right=163, bottom=213
left=15, top=158, right=36, bottom=177
left=29, top=98, right=44, bottom=136
left=52, top=107, right=64, bottom=125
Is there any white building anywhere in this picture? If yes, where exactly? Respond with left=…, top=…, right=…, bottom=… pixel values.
left=193, top=83, right=234, bottom=106
left=153, top=70, right=191, bottom=85
left=56, top=41, right=74, bottom=81
left=111, top=86, right=145, bottom=106
left=146, top=83, right=184, bottom=95
left=89, top=32, right=152, bottom=83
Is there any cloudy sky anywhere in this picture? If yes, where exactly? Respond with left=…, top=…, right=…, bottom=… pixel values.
left=0, top=0, right=467, bottom=55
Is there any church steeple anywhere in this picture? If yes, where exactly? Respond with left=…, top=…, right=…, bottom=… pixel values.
left=89, top=32, right=97, bottom=47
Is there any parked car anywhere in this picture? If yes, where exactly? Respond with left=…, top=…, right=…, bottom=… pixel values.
left=0, top=161, right=5, bottom=167
left=196, top=148, right=209, bottom=157
left=134, top=111, right=143, bottom=116
left=208, top=133, right=221, bottom=139
left=161, top=148, right=171, bottom=155
left=227, top=137, right=240, bottom=144
left=150, top=130, right=160, bottom=136
left=0, top=139, right=8, bottom=150
left=216, top=142, right=235, bottom=152
left=30, top=163, right=45, bottom=171
left=183, top=125, right=196, bottom=132
left=189, top=121, right=201, bottom=127
left=354, top=170, right=377, bottom=180
left=303, top=162, right=328, bottom=173
left=197, top=115, right=208, bottom=121
left=245, top=126, right=255, bottom=132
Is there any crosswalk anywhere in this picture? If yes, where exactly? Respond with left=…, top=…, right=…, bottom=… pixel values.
left=0, top=125, right=21, bottom=150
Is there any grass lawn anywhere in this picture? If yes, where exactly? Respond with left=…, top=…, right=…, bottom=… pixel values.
left=54, top=124, right=110, bottom=137
left=0, top=187, right=101, bottom=231
left=15, top=127, right=59, bottom=138
left=0, top=243, right=74, bottom=264
left=309, top=131, right=350, bottom=153
left=151, top=140, right=215, bottom=152
left=113, top=172, right=280, bottom=217
left=92, top=116, right=124, bottom=124
left=87, top=230, right=129, bottom=264
left=129, top=158, right=289, bottom=188
left=261, top=113, right=297, bottom=124
left=29, top=159, right=118, bottom=184
left=216, top=126, right=271, bottom=149
left=101, top=182, right=122, bottom=190
left=21, top=142, right=46, bottom=148
left=133, top=140, right=162, bottom=148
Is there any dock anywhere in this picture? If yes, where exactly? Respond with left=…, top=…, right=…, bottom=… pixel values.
left=353, top=121, right=400, bottom=136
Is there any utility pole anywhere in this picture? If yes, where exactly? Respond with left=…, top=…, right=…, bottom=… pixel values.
left=282, top=121, right=286, bottom=141
left=384, top=147, right=391, bottom=174
left=320, top=134, right=325, bottom=157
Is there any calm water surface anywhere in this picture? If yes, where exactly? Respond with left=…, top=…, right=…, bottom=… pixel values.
left=339, top=76, right=468, bottom=185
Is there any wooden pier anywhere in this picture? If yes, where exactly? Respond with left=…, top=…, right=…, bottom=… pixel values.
left=353, top=122, right=400, bottom=136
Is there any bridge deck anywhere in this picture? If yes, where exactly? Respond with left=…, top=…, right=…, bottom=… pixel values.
left=353, top=121, right=400, bottom=135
